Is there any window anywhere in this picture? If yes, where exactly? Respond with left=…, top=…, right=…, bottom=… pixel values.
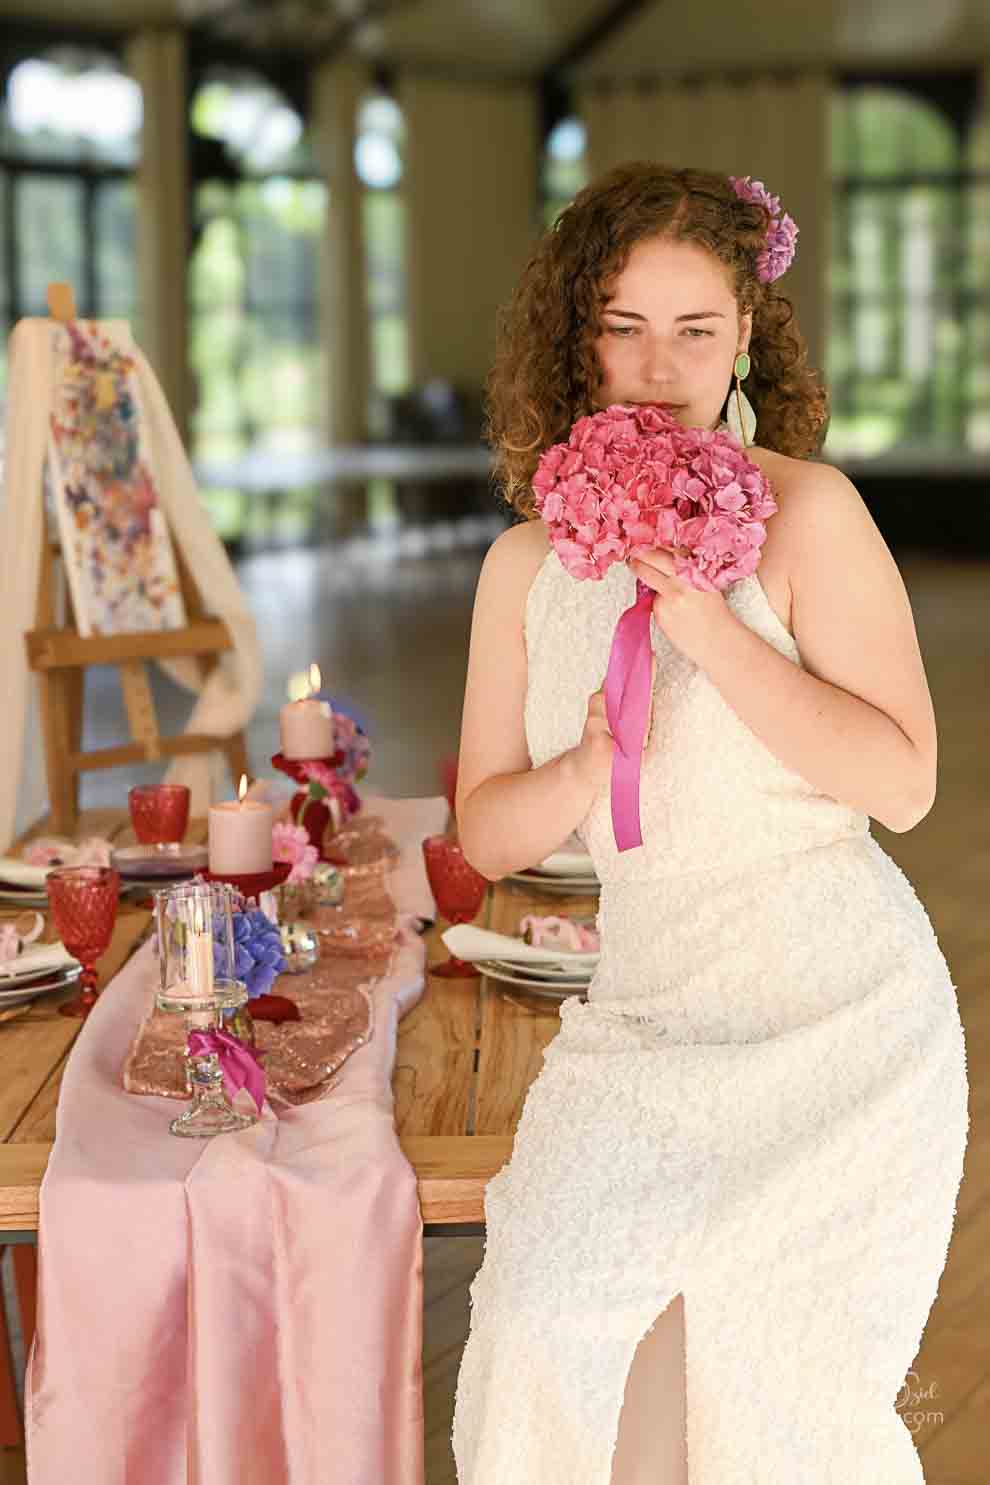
left=0, top=47, right=140, bottom=403
left=188, top=68, right=326, bottom=543
left=355, top=90, right=409, bottom=437
left=826, top=81, right=990, bottom=458
left=542, top=115, right=588, bottom=228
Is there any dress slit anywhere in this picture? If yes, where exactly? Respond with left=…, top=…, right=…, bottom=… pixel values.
left=608, top=1290, right=689, bottom=1485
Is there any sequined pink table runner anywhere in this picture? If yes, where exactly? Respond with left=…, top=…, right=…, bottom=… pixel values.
left=122, top=813, right=404, bottom=1104
left=26, top=793, right=448, bottom=1485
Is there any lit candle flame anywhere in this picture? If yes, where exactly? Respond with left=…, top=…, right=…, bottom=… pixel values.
left=238, top=773, right=249, bottom=804
left=308, top=662, right=321, bottom=696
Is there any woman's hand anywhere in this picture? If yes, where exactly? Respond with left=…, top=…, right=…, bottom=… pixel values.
left=569, top=687, right=615, bottom=796
left=629, top=547, right=737, bottom=667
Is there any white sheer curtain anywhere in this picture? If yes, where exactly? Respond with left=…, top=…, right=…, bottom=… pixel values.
left=574, top=72, right=829, bottom=369
left=0, top=318, right=263, bottom=849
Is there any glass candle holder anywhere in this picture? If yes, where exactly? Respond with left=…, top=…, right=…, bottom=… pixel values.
left=153, top=880, right=257, bottom=1138
left=129, top=784, right=191, bottom=846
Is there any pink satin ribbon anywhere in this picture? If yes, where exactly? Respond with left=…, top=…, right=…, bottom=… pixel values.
left=603, top=577, right=656, bottom=852
left=187, top=1027, right=267, bottom=1112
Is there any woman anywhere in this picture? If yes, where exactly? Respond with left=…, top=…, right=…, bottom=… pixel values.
left=450, top=163, right=969, bottom=1484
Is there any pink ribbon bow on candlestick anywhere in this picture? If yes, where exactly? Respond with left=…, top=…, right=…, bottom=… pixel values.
left=187, top=1028, right=267, bottom=1113
left=603, top=578, right=656, bottom=853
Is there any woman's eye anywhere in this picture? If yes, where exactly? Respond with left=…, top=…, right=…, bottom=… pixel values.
left=683, top=327, right=714, bottom=338
left=607, top=326, right=637, bottom=337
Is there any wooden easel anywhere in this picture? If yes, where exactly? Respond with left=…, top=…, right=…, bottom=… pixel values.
left=23, top=283, right=250, bottom=833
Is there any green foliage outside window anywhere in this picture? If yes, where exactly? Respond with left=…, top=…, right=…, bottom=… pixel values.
left=825, top=84, right=990, bottom=458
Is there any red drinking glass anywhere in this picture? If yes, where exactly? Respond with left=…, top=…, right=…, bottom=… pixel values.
left=421, top=834, right=489, bottom=979
left=129, top=784, right=191, bottom=845
left=46, top=866, right=121, bottom=1018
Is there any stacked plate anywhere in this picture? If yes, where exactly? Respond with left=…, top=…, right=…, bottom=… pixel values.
left=109, top=842, right=209, bottom=891
left=474, top=955, right=594, bottom=1001
left=442, top=920, right=598, bottom=1001
left=504, top=839, right=600, bottom=897
left=0, top=879, right=50, bottom=909
left=0, top=950, right=82, bottom=1009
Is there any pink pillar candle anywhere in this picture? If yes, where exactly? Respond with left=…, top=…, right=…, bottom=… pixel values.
left=208, top=797, right=273, bottom=876
left=280, top=697, right=334, bottom=760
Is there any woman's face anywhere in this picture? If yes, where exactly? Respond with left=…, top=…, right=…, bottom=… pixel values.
left=591, top=234, right=751, bottom=431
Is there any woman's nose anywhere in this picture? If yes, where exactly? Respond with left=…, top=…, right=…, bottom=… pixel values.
left=641, top=338, right=677, bottom=387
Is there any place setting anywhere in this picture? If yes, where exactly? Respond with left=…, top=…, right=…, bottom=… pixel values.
left=439, top=913, right=600, bottom=1001
left=0, top=911, right=83, bottom=1014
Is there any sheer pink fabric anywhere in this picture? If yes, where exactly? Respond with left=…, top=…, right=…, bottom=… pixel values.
left=25, top=794, right=446, bottom=1485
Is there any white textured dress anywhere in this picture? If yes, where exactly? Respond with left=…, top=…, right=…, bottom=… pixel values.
left=451, top=548, right=970, bottom=1484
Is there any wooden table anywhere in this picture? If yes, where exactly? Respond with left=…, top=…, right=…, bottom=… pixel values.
left=0, top=809, right=598, bottom=1242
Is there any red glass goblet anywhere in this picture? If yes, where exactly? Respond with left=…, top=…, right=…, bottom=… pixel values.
left=421, top=834, right=489, bottom=979
left=129, top=784, right=191, bottom=846
left=46, top=866, right=121, bottom=1018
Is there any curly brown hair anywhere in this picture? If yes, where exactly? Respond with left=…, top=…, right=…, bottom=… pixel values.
left=486, top=161, right=829, bottom=518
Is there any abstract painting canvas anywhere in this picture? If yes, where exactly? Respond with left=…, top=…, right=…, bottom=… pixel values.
left=46, top=319, right=187, bottom=637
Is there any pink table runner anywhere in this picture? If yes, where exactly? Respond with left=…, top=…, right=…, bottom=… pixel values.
left=25, top=793, right=447, bottom=1485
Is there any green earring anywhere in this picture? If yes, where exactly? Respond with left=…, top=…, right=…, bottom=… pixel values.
left=727, top=350, right=757, bottom=446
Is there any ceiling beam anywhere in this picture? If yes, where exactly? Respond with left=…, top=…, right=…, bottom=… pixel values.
left=542, top=0, right=659, bottom=80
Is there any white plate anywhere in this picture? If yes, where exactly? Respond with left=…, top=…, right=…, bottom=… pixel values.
left=475, top=959, right=591, bottom=999
left=0, top=956, right=80, bottom=988
left=531, top=853, right=595, bottom=878
left=489, top=957, right=595, bottom=983
left=504, top=871, right=600, bottom=895
left=0, top=885, right=50, bottom=907
left=0, top=965, right=82, bottom=1005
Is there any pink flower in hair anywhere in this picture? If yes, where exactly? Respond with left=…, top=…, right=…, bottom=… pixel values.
left=729, top=175, right=798, bottom=282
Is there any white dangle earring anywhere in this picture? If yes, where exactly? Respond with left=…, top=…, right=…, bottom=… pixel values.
left=726, top=350, right=757, bottom=447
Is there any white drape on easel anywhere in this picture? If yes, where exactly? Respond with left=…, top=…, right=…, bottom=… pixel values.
left=0, top=317, right=264, bottom=849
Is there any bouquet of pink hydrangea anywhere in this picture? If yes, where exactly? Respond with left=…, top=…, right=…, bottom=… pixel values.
left=532, top=402, right=777, bottom=590
left=532, top=404, right=778, bottom=851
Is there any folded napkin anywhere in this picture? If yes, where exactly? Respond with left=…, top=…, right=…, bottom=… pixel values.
left=0, top=941, right=78, bottom=979
left=0, top=856, right=49, bottom=888
left=441, top=923, right=599, bottom=966
left=532, top=849, right=596, bottom=876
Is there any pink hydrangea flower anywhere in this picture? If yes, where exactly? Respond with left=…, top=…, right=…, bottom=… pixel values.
left=728, top=175, right=798, bottom=282
left=271, top=821, right=319, bottom=883
left=531, top=404, right=777, bottom=590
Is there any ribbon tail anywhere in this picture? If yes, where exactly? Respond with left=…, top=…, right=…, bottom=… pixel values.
left=602, top=581, right=655, bottom=852
left=216, top=1030, right=267, bottom=1112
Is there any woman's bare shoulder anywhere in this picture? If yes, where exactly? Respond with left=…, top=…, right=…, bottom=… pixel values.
left=476, top=516, right=552, bottom=603
left=746, top=445, right=850, bottom=500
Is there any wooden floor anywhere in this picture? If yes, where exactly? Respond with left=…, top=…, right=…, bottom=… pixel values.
left=4, top=540, right=988, bottom=1483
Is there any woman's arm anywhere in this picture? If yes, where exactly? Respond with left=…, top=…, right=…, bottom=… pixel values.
left=455, top=520, right=610, bottom=881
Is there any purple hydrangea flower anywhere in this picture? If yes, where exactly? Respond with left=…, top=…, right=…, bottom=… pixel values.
left=728, top=176, right=799, bottom=282
left=214, top=908, right=287, bottom=1000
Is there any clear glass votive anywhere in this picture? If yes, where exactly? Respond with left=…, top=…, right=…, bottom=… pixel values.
left=153, top=879, right=256, bottom=1138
